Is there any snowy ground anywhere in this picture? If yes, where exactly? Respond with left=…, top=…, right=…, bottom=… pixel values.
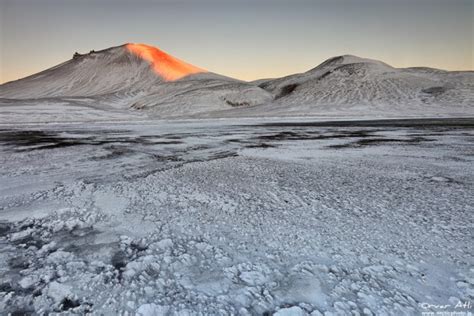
left=0, top=118, right=473, bottom=315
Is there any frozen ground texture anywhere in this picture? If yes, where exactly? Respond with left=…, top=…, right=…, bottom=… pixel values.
left=0, top=118, right=473, bottom=315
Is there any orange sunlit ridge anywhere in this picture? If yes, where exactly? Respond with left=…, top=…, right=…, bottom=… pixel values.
left=126, top=43, right=207, bottom=81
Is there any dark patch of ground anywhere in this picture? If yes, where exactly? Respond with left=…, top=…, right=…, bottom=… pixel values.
left=328, top=136, right=435, bottom=149
left=245, top=143, right=276, bottom=149
left=0, top=129, right=182, bottom=152
left=7, top=256, right=30, bottom=269
left=208, top=151, right=239, bottom=160
left=0, top=222, right=11, bottom=236
left=275, top=84, right=299, bottom=99
left=111, top=251, right=127, bottom=271
left=225, top=100, right=250, bottom=107
left=422, top=86, right=448, bottom=96
left=254, top=130, right=373, bottom=142
left=10, top=309, right=34, bottom=316
left=61, top=298, right=81, bottom=311
left=255, top=118, right=474, bottom=128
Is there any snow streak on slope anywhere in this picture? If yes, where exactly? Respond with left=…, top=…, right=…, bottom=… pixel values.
left=126, top=43, right=207, bottom=81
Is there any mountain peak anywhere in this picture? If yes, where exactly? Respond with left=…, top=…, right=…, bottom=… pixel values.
left=309, top=55, right=393, bottom=73
left=125, top=43, right=207, bottom=81
left=338, top=54, right=392, bottom=66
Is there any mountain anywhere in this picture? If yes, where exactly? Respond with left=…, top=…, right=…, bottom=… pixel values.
left=0, top=43, right=272, bottom=117
left=244, top=55, right=474, bottom=117
left=0, top=45, right=472, bottom=120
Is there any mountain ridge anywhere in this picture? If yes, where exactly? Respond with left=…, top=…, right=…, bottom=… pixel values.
left=0, top=43, right=472, bottom=119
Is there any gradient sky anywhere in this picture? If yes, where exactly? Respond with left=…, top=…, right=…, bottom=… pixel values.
left=0, top=0, right=472, bottom=83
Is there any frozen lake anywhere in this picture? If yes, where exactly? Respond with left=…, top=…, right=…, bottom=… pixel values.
left=0, top=118, right=473, bottom=315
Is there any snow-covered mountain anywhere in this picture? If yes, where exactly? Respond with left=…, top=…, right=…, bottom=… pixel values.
left=256, top=55, right=474, bottom=107
left=0, top=45, right=472, bottom=119
left=0, top=44, right=272, bottom=116
left=238, top=55, right=473, bottom=118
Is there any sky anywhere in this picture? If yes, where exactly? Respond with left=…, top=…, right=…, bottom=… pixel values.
left=0, top=0, right=472, bottom=83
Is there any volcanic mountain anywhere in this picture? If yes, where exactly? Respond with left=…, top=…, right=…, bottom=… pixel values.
left=0, top=43, right=272, bottom=116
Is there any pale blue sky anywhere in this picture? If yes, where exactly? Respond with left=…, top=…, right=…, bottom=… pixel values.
left=0, top=0, right=472, bottom=83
